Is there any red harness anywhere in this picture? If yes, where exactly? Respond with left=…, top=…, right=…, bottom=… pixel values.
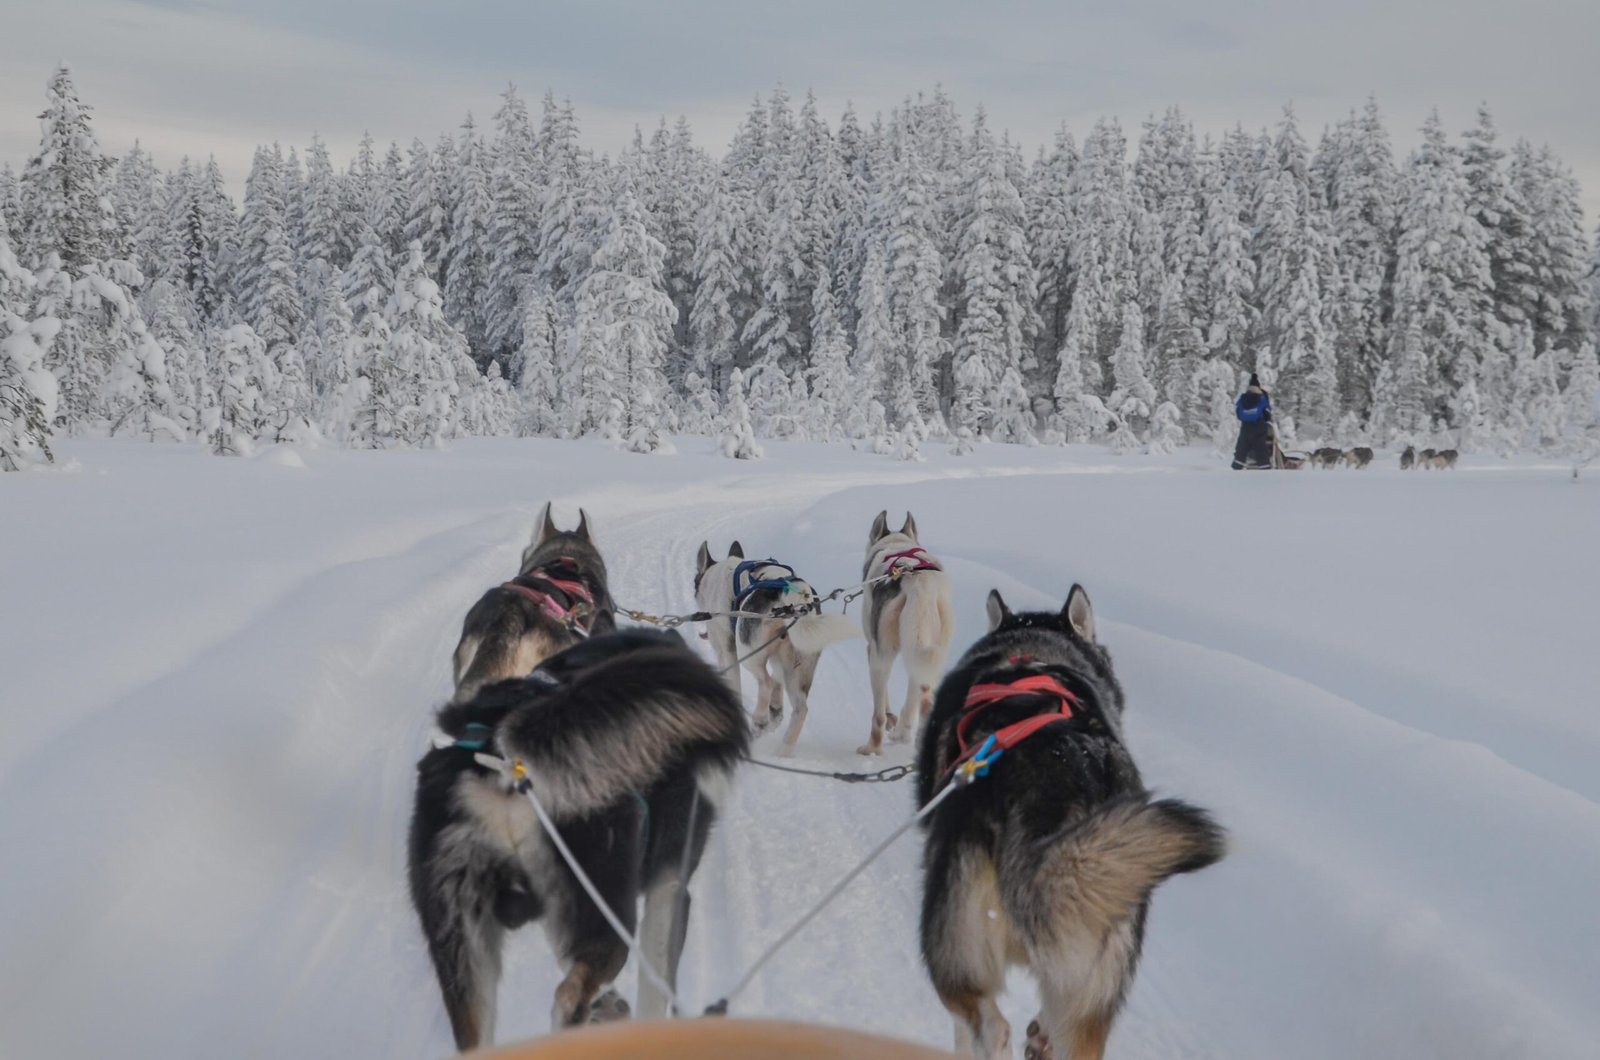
left=502, top=562, right=596, bottom=633
left=948, top=670, right=1080, bottom=777
left=882, top=547, right=942, bottom=575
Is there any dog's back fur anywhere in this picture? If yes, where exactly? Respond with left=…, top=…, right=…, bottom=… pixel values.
left=1400, top=445, right=1416, bottom=470
left=411, top=628, right=746, bottom=1051
left=1342, top=446, right=1374, bottom=468
left=858, top=511, right=955, bottom=755
left=1310, top=447, right=1343, bottom=468
left=695, top=541, right=858, bottom=757
left=452, top=504, right=616, bottom=703
left=916, top=588, right=1225, bottom=1059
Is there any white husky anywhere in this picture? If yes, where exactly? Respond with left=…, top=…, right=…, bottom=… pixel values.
left=695, top=541, right=860, bottom=757
left=857, top=511, right=955, bottom=756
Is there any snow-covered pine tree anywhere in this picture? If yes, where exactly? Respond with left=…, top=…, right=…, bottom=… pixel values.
left=113, top=143, right=164, bottom=281
left=401, top=139, right=446, bottom=283
left=19, top=67, right=120, bottom=272
left=0, top=233, right=60, bottom=470
left=718, top=366, right=762, bottom=459
left=1107, top=299, right=1157, bottom=447
left=387, top=241, right=470, bottom=447
left=1326, top=98, right=1398, bottom=422
left=514, top=281, right=560, bottom=437
left=141, top=278, right=204, bottom=436
left=1509, top=142, right=1594, bottom=365
left=341, top=218, right=393, bottom=328
left=571, top=181, right=675, bottom=450
left=1028, top=126, right=1077, bottom=375
left=881, top=126, right=946, bottom=432
left=953, top=108, right=1039, bottom=444
left=237, top=145, right=304, bottom=361
left=806, top=268, right=851, bottom=442
left=444, top=115, right=494, bottom=361
left=484, top=86, right=541, bottom=364
left=207, top=323, right=271, bottom=455
left=688, top=177, right=746, bottom=392
left=1386, top=112, right=1494, bottom=438
left=1065, top=118, right=1134, bottom=394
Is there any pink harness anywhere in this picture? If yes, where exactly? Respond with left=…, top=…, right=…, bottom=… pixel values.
left=882, top=547, right=942, bottom=576
left=501, top=564, right=596, bottom=634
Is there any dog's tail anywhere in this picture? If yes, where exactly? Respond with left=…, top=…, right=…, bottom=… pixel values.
left=787, top=611, right=861, bottom=655
left=481, top=643, right=749, bottom=819
left=1006, top=796, right=1225, bottom=944
left=900, top=572, right=953, bottom=658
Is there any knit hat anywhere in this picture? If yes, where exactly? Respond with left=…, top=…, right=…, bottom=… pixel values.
left=1247, top=373, right=1262, bottom=388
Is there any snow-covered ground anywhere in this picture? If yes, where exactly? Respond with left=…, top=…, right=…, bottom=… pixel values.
left=2, top=438, right=1595, bottom=1059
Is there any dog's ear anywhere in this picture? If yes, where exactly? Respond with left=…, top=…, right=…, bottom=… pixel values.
left=729, top=540, right=744, bottom=559
left=869, top=510, right=888, bottom=544
left=899, top=512, right=918, bottom=541
left=535, top=501, right=558, bottom=545
left=696, top=541, right=713, bottom=574
left=576, top=508, right=593, bottom=542
left=1062, top=584, right=1096, bottom=642
left=986, top=589, right=1012, bottom=632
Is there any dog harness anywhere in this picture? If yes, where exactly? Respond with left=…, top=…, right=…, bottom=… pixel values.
left=729, top=559, right=802, bottom=628
left=502, top=557, right=597, bottom=634
left=880, top=547, right=942, bottom=576
left=945, top=667, right=1081, bottom=779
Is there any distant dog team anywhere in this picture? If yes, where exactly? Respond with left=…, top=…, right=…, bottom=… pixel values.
left=410, top=504, right=1225, bottom=1058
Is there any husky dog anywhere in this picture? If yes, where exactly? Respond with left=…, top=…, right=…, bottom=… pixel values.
left=1400, top=445, right=1416, bottom=470
left=451, top=503, right=616, bottom=703
left=410, top=628, right=747, bottom=1051
left=1308, top=446, right=1343, bottom=468
left=857, top=511, right=955, bottom=756
left=1425, top=448, right=1459, bottom=469
left=916, top=587, right=1226, bottom=1060
left=1342, top=446, right=1375, bottom=469
left=695, top=541, right=859, bottom=757
left=1419, top=447, right=1437, bottom=468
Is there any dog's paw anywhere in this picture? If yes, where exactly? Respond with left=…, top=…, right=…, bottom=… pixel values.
left=1024, top=1019, right=1052, bottom=1060
left=883, top=711, right=899, bottom=731
left=855, top=742, right=882, bottom=757
left=587, top=989, right=631, bottom=1025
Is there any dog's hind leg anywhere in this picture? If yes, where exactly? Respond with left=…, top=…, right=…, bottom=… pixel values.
left=635, top=873, right=690, bottom=1019
left=776, top=650, right=820, bottom=758
left=924, top=849, right=1011, bottom=1058
left=551, top=945, right=629, bottom=1028
left=858, top=638, right=897, bottom=755
left=420, top=887, right=503, bottom=1051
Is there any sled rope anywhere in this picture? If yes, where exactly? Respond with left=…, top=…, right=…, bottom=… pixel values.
left=506, top=759, right=680, bottom=1013
left=716, top=613, right=807, bottom=675
left=703, top=764, right=984, bottom=1017
left=617, top=567, right=902, bottom=631
left=742, top=756, right=914, bottom=784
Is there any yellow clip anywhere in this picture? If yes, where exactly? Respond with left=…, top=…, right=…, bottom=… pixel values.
left=512, top=758, right=528, bottom=781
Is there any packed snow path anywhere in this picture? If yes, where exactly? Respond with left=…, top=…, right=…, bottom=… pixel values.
left=2, top=439, right=1596, bottom=1059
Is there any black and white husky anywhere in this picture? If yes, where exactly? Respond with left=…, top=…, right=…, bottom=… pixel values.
left=451, top=503, right=616, bottom=703
left=410, top=628, right=747, bottom=1052
left=857, top=511, right=955, bottom=756
left=915, top=587, right=1226, bottom=1060
left=694, top=541, right=859, bottom=757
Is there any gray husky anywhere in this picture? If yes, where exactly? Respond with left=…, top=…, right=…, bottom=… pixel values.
left=857, top=511, right=955, bottom=756
left=916, top=587, right=1226, bottom=1060
left=451, top=503, right=616, bottom=703
left=695, top=541, right=859, bottom=757
left=411, top=628, right=747, bottom=1051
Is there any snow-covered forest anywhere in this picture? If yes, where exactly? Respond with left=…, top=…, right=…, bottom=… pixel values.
left=3, top=66, right=1598, bottom=470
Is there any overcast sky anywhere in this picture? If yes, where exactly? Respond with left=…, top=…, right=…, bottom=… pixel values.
left=3, top=0, right=1597, bottom=223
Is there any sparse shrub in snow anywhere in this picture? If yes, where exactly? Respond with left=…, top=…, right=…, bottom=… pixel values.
left=718, top=367, right=762, bottom=459
left=1145, top=400, right=1186, bottom=455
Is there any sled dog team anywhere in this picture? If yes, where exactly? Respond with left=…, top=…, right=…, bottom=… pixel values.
left=410, top=504, right=1226, bottom=1059
left=1399, top=444, right=1460, bottom=470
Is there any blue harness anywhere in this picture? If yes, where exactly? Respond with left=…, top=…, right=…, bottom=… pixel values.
left=730, top=558, right=798, bottom=629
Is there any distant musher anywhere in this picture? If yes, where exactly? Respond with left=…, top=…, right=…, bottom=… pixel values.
left=1231, top=373, right=1274, bottom=470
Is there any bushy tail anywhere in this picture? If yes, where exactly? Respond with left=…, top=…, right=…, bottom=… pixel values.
left=447, top=639, right=749, bottom=820
left=900, top=574, right=953, bottom=658
left=787, top=612, right=861, bottom=655
left=1007, top=797, right=1225, bottom=942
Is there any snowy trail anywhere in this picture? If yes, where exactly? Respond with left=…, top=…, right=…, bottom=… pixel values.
left=1, top=439, right=1595, bottom=1059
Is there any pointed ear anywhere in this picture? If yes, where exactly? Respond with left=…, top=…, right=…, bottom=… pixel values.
left=869, top=510, right=889, bottom=543
left=576, top=508, right=592, bottom=542
left=986, top=589, right=1012, bottom=632
left=696, top=541, right=713, bottom=574
left=1062, top=584, right=1096, bottom=642
left=899, top=512, right=918, bottom=541
left=729, top=540, right=744, bottom=559
left=535, top=501, right=557, bottom=545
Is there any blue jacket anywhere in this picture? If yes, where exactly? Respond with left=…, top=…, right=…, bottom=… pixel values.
left=1235, top=391, right=1271, bottom=423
